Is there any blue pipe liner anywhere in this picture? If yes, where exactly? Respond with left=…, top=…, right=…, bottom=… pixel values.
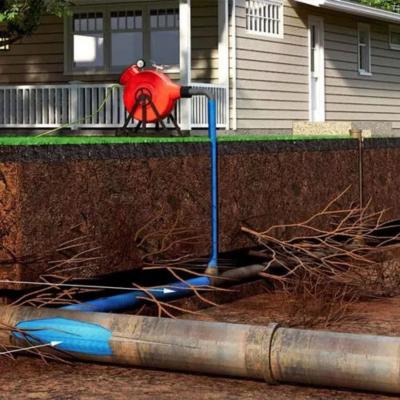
left=207, top=98, right=218, bottom=271
left=62, top=276, right=212, bottom=313
left=15, top=318, right=112, bottom=356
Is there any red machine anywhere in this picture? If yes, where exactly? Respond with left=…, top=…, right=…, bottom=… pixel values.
left=119, top=62, right=184, bottom=133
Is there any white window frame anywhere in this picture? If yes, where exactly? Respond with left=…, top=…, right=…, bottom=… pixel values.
left=64, top=1, right=179, bottom=75
left=245, top=0, right=284, bottom=39
left=358, top=23, right=372, bottom=76
left=389, top=24, right=400, bottom=51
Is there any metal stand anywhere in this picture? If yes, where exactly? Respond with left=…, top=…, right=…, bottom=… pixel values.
left=119, top=91, right=181, bottom=136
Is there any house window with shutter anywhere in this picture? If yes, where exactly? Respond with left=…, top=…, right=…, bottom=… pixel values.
left=245, top=0, right=283, bottom=38
left=358, top=23, right=371, bottom=75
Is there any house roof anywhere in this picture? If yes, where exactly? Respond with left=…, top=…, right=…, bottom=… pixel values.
left=294, top=0, right=400, bottom=23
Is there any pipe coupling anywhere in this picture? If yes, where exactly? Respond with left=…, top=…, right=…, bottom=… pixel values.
left=245, top=323, right=280, bottom=384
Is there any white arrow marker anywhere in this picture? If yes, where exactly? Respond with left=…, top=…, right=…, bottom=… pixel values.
left=0, top=280, right=176, bottom=294
left=0, top=341, right=62, bottom=356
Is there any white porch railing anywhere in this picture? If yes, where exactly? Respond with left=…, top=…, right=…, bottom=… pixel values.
left=0, top=82, right=227, bottom=130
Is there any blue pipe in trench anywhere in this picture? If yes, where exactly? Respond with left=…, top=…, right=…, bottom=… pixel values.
left=62, top=275, right=212, bottom=313
left=207, top=98, right=218, bottom=272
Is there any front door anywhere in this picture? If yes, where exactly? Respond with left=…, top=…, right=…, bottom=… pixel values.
left=309, top=16, right=325, bottom=122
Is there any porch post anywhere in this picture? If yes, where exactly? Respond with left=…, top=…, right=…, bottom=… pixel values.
left=180, top=0, right=191, bottom=132
left=218, top=0, right=230, bottom=130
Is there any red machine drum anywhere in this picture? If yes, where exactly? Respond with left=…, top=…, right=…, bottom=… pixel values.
left=120, top=65, right=182, bottom=123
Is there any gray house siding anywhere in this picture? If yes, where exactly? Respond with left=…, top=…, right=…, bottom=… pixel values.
left=192, top=0, right=219, bottom=84
left=234, top=0, right=400, bottom=135
left=323, top=13, right=400, bottom=136
left=234, top=0, right=309, bottom=133
left=0, top=15, right=65, bottom=84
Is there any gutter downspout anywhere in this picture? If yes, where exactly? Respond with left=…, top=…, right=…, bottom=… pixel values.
left=3, top=305, right=400, bottom=394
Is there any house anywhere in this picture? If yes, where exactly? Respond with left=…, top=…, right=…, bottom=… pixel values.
left=1, top=0, right=400, bottom=136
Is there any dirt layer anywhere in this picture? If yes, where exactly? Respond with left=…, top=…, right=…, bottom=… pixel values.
left=2, top=292, right=400, bottom=400
left=0, top=139, right=360, bottom=288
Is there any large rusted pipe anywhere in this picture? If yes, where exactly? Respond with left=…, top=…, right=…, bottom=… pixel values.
left=0, top=305, right=277, bottom=381
left=271, top=327, right=400, bottom=394
left=1, top=305, right=400, bottom=394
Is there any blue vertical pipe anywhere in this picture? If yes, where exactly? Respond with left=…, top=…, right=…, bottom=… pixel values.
left=207, top=98, right=218, bottom=272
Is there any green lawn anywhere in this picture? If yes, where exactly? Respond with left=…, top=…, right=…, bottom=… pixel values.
left=0, top=135, right=352, bottom=146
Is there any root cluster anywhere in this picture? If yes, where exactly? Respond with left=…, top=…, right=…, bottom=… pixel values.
left=242, top=188, right=400, bottom=327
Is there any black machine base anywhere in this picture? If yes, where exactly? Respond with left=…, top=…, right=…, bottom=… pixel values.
left=117, top=92, right=185, bottom=137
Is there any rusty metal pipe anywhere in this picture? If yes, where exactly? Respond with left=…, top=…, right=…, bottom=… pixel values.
left=271, top=327, right=400, bottom=394
left=2, top=305, right=400, bottom=394
left=0, top=305, right=277, bottom=381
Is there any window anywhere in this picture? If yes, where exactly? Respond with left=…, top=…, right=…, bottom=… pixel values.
left=358, top=23, right=371, bottom=75
left=150, top=8, right=179, bottom=66
left=67, top=5, right=179, bottom=74
left=73, top=13, right=104, bottom=69
left=246, top=0, right=283, bottom=38
left=389, top=25, right=400, bottom=50
left=111, top=11, right=143, bottom=68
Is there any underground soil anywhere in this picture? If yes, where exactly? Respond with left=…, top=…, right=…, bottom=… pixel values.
left=3, top=138, right=400, bottom=290
left=0, top=139, right=361, bottom=288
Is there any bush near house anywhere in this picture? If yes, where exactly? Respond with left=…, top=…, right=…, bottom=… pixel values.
left=0, top=0, right=71, bottom=45
left=359, top=0, right=400, bottom=12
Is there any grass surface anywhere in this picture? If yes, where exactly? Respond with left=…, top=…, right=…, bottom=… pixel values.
left=0, top=135, right=352, bottom=146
